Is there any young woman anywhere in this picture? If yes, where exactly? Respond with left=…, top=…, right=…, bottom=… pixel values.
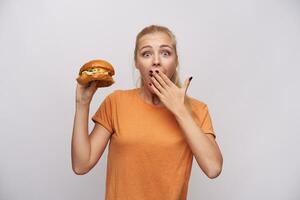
left=71, top=25, right=223, bottom=200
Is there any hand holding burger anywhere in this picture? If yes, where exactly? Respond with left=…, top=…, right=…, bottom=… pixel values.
left=75, top=59, right=115, bottom=105
left=76, top=59, right=115, bottom=88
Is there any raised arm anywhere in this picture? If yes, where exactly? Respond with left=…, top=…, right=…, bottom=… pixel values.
left=71, top=82, right=111, bottom=175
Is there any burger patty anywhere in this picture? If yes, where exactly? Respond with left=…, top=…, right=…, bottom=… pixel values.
left=81, top=68, right=111, bottom=75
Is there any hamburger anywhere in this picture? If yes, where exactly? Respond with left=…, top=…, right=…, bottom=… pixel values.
left=76, top=59, right=115, bottom=88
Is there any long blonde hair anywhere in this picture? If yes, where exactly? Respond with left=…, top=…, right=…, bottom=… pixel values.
left=133, top=24, right=182, bottom=88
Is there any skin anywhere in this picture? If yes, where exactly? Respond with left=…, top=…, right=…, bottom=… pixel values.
left=71, top=32, right=223, bottom=178
left=135, top=32, right=178, bottom=107
left=135, top=32, right=223, bottom=178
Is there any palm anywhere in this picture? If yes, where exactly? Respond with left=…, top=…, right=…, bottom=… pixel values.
left=76, top=81, right=97, bottom=104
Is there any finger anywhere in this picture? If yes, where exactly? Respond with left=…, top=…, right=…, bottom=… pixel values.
left=150, top=74, right=165, bottom=93
left=87, top=82, right=97, bottom=94
left=91, top=81, right=98, bottom=88
left=157, top=70, right=175, bottom=87
left=149, top=82, right=163, bottom=99
left=184, top=76, right=193, bottom=94
left=153, top=70, right=168, bottom=89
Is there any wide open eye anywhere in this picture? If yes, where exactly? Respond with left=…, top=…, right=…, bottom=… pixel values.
left=161, top=50, right=171, bottom=56
left=142, top=51, right=151, bottom=57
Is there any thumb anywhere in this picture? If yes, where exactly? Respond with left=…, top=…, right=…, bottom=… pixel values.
left=184, top=76, right=193, bottom=94
left=88, top=81, right=97, bottom=90
left=92, top=81, right=99, bottom=89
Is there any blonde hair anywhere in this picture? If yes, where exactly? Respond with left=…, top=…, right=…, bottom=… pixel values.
left=133, top=24, right=182, bottom=88
left=132, top=25, right=195, bottom=114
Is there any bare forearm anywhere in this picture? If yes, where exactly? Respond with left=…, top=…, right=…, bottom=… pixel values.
left=174, top=106, right=223, bottom=178
left=71, top=103, right=91, bottom=173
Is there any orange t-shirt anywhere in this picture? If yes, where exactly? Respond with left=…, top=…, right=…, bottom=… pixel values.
left=92, top=88, right=216, bottom=200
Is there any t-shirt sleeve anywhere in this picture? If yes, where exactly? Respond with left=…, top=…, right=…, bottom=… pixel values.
left=91, top=92, right=115, bottom=134
left=199, top=104, right=216, bottom=139
left=191, top=101, right=216, bottom=139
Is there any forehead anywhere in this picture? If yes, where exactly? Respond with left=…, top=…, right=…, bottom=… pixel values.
left=138, top=32, right=173, bottom=48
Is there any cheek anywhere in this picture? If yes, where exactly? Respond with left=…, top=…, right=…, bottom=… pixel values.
left=166, top=71, right=175, bottom=79
left=163, top=57, right=176, bottom=67
left=138, top=67, right=151, bottom=80
left=136, top=59, right=150, bottom=70
left=164, top=63, right=177, bottom=77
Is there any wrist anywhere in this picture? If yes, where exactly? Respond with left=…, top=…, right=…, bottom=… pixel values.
left=174, top=105, right=191, bottom=120
left=76, top=101, right=90, bottom=109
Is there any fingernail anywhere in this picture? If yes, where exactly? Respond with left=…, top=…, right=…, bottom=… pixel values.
left=189, top=76, right=193, bottom=81
left=155, top=70, right=159, bottom=73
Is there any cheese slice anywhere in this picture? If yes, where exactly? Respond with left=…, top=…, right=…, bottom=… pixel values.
left=82, top=68, right=109, bottom=75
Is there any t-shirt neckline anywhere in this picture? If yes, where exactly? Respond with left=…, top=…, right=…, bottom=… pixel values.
left=135, top=88, right=168, bottom=110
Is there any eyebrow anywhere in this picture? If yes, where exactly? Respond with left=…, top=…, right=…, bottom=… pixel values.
left=139, top=44, right=173, bottom=51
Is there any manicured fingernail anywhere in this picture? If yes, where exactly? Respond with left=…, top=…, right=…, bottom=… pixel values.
left=155, top=70, right=159, bottom=73
left=189, top=76, right=193, bottom=81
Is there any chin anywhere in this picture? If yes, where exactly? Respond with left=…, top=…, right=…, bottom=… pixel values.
left=143, top=82, right=154, bottom=93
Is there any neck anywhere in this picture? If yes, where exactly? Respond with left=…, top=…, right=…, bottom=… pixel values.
left=139, top=86, right=163, bottom=107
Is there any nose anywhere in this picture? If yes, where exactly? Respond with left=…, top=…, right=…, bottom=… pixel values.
left=152, top=53, right=160, bottom=67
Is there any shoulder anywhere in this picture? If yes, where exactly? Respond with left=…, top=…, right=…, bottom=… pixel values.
left=106, top=88, right=137, bottom=100
left=186, top=95, right=208, bottom=111
left=186, top=96, right=214, bottom=125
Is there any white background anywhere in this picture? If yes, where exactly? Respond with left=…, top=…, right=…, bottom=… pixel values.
left=0, top=0, right=299, bottom=199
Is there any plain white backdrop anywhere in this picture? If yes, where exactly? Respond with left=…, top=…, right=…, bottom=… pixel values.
left=0, top=0, right=299, bottom=199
